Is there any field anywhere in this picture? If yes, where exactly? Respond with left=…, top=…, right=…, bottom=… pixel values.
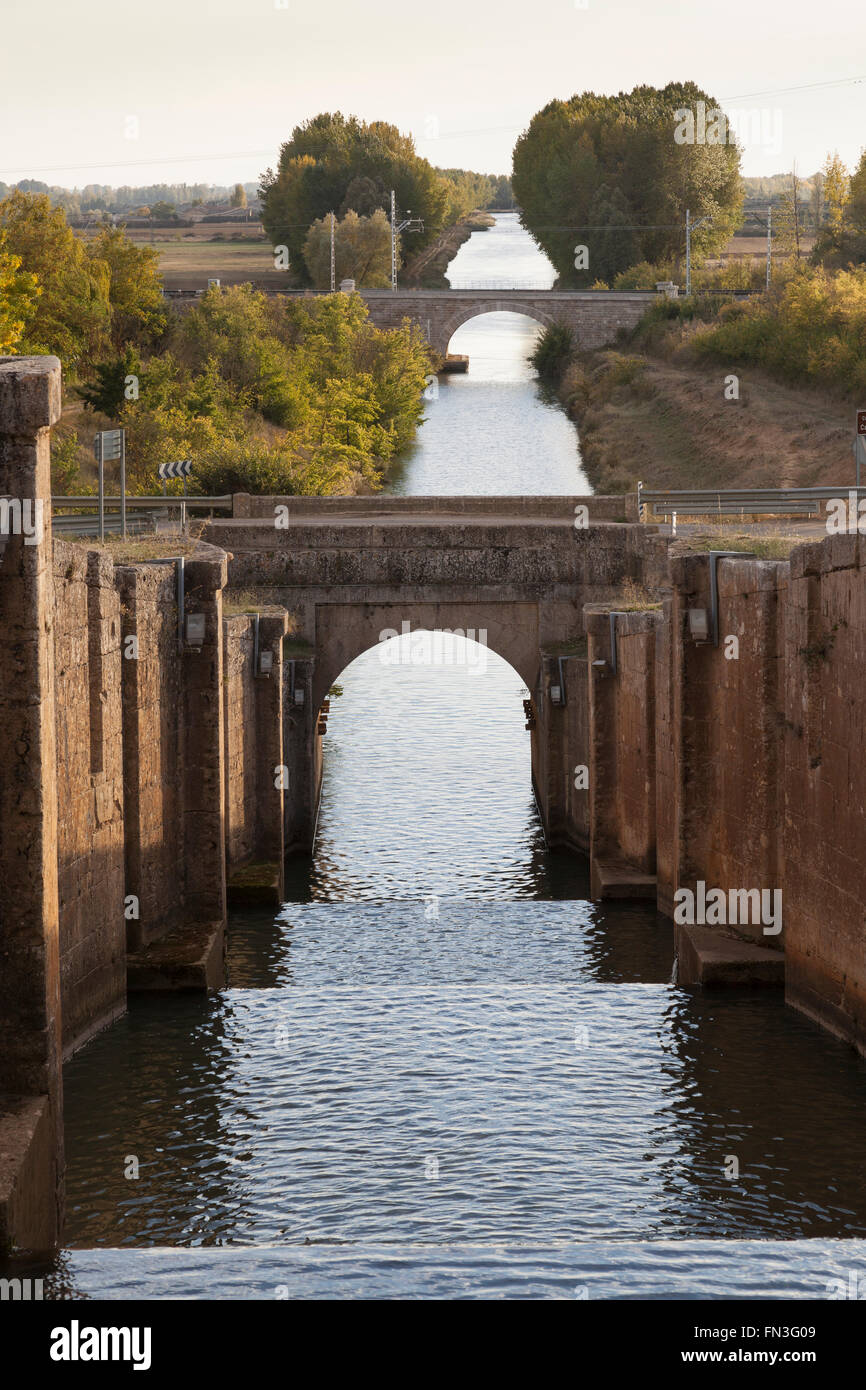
left=125, top=228, right=289, bottom=290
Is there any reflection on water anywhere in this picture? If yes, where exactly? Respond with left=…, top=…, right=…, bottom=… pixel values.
left=41, top=205, right=866, bottom=1302
left=61, top=971, right=866, bottom=1256
left=58, top=636, right=866, bottom=1275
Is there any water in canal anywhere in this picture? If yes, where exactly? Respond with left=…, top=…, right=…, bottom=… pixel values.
left=53, top=213, right=866, bottom=1300
left=389, top=211, right=590, bottom=495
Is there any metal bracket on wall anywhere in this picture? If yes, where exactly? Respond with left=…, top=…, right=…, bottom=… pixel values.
left=138, top=556, right=185, bottom=651
left=708, top=551, right=755, bottom=648
left=608, top=610, right=629, bottom=676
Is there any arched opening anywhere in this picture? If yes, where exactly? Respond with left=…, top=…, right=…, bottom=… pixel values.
left=292, top=628, right=577, bottom=901
left=439, top=305, right=554, bottom=364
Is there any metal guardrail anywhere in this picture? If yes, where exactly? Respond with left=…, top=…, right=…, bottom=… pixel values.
left=52, top=495, right=233, bottom=511
left=53, top=511, right=157, bottom=537
left=637, top=484, right=866, bottom=519
left=50, top=495, right=232, bottom=538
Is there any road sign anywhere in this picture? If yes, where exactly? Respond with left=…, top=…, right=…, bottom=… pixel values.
left=93, top=430, right=126, bottom=541
left=93, top=429, right=123, bottom=462
left=158, top=460, right=193, bottom=481
left=858, top=411, right=866, bottom=435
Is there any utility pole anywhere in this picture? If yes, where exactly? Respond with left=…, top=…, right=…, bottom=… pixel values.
left=330, top=211, right=336, bottom=292
left=685, top=208, right=691, bottom=295
left=766, top=204, right=772, bottom=290
left=389, top=189, right=424, bottom=292
left=685, top=208, right=710, bottom=296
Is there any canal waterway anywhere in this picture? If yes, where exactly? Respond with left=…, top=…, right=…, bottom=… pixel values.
left=389, top=211, right=590, bottom=495
left=53, top=212, right=866, bottom=1300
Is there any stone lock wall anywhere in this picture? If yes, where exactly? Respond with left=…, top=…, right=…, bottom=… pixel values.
left=223, top=609, right=289, bottom=896
left=782, top=536, right=866, bottom=1049
left=53, top=543, right=126, bottom=1054
left=0, top=357, right=65, bottom=1253
left=115, top=562, right=183, bottom=951
left=586, top=607, right=660, bottom=897
left=655, top=554, right=787, bottom=945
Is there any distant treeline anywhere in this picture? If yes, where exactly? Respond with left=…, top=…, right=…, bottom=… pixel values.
left=0, top=179, right=261, bottom=219
left=2, top=161, right=512, bottom=229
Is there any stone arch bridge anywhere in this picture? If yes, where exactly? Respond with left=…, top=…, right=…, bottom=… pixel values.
left=288, top=288, right=658, bottom=358
left=205, top=494, right=664, bottom=851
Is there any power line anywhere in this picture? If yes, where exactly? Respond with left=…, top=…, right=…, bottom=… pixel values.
left=4, top=71, right=866, bottom=182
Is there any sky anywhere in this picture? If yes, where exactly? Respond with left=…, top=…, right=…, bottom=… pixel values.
left=1, top=0, right=864, bottom=188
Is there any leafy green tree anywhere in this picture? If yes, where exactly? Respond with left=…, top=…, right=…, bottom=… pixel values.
left=78, top=345, right=141, bottom=418
left=530, top=323, right=574, bottom=379
left=87, top=225, right=167, bottom=349
left=230, top=183, right=248, bottom=209
left=303, top=209, right=392, bottom=288
left=822, top=152, right=850, bottom=232
left=0, top=231, right=40, bottom=354
left=847, top=149, right=866, bottom=232
left=117, top=284, right=433, bottom=495
left=260, top=112, right=447, bottom=282
left=775, top=170, right=805, bottom=259
left=512, top=82, right=743, bottom=286
left=0, top=191, right=111, bottom=366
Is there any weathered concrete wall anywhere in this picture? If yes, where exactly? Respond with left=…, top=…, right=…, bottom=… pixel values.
left=53, top=544, right=126, bottom=1054
left=783, top=535, right=866, bottom=1049
left=115, top=564, right=183, bottom=951
left=224, top=616, right=258, bottom=870
left=655, top=554, right=787, bottom=946
left=0, top=357, right=64, bottom=1252
left=223, top=609, right=289, bottom=896
left=586, top=607, right=660, bottom=897
left=234, top=493, right=640, bottom=523
left=182, top=556, right=229, bottom=927
left=532, top=650, right=590, bottom=854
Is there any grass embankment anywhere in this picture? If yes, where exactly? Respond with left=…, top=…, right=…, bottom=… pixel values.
left=671, top=529, right=810, bottom=559
left=543, top=272, right=862, bottom=494
left=555, top=349, right=852, bottom=495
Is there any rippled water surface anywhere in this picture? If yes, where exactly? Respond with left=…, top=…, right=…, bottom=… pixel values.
left=50, top=213, right=866, bottom=1300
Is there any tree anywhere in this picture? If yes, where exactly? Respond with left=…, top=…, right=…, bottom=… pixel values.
left=848, top=149, right=866, bottom=233
left=584, top=184, right=640, bottom=285
left=87, top=225, right=167, bottom=348
left=822, top=152, right=850, bottom=232
left=260, top=112, right=447, bottom=283
left=230, top=183, right=247, bottom=209
left=149, top=200, right=176, bottom=221
left=0, top=232, right=40, bottom=354
left=302, top=209, right=392, bottom=288
left=78, top=344, right=141, bottom=418
left=512, top=82, right=743, bottom=286
left=0, top=191, right=111, bottom=366
left=776, top=169, right=805, bottom=260
left=809, top=174, right=824, bottom=234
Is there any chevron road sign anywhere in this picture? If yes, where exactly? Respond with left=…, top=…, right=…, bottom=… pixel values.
left=158, top=460, right=193, bottom=481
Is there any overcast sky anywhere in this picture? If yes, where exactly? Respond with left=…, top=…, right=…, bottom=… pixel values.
left=1, top=0, right=864, bottom=187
